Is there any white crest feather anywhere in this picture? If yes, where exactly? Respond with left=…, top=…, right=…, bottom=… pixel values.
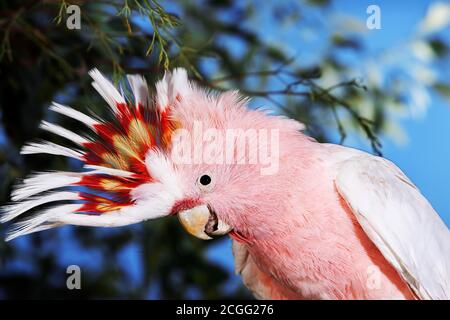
left=53, top=210, right=142, bottom=227
left=11, top=172, right=82, bottom=201
left=1, top=191, right=80, bottom=223
left=49, top=103, right=98, bottom=128
left=21, top=141, right=84, bottom=160
left=12, top=168, right=134, bottom=202
left=127, top=74, right=150, bottom=108
left=5, top=204, right=82, bottom=241
left=89, top=68, right=126, bottom=112
left=155, top=68, right=191, bottom=111
left=40, top=121, right=88, bottom=145
left=83, top=164, right=135, bottom=178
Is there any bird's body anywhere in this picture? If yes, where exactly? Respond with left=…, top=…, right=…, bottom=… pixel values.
left=2, top=68, right=449, bottom=299
left=231, top=142, right=415, bottom=299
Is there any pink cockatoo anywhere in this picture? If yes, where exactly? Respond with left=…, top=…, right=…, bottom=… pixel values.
left=2, top=69, right=449, bottom=300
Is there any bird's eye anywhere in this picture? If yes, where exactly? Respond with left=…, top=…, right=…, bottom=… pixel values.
left=199, top=174, right=212, bottom=186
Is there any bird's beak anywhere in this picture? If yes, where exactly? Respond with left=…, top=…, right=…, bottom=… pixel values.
left=178, top=204, right=232, bottom=240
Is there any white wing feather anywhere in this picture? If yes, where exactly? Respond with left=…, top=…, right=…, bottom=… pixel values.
left=335, top=155, right=450, bottom=300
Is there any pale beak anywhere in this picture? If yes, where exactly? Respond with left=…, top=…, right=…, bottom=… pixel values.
left=178, top=204, right=232, bottom=240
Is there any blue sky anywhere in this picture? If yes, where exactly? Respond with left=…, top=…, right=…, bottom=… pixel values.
left=332, top=0, right=450, bottom=226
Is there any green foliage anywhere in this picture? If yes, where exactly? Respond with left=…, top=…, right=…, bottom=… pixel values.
left=434, top=83, right=450, bottom=101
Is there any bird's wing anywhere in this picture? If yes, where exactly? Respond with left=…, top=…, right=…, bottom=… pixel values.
left=334, top=155, right=450, bottom=299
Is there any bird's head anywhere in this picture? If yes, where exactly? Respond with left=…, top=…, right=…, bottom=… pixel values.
left=2, top=68, right=306, bottom=243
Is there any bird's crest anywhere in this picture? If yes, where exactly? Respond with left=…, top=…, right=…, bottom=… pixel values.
left=1, top=68, right=190, bottom=240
